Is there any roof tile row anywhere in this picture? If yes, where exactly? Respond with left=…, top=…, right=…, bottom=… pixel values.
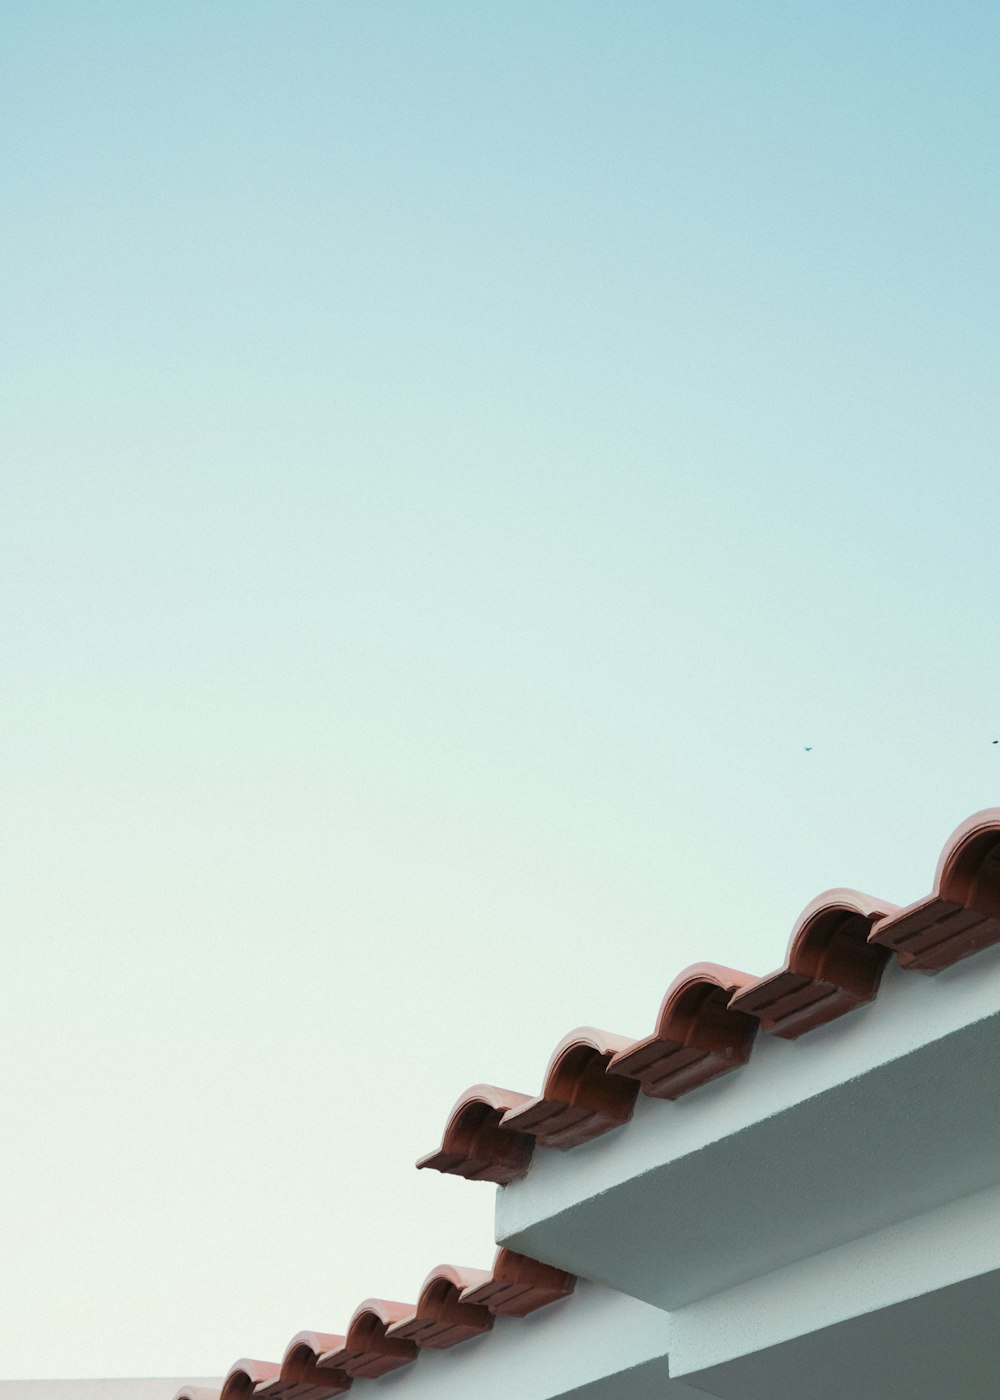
left=173, top=1251, right=575, bottom=1400
left=419, top=809, right=1000, bottom=1183
left=178, top=808, right=1000, bottom=1399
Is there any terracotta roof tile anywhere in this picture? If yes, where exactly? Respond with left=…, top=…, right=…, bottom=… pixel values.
left=419, top=809, right=1000, bottom=1184
left=499, top=1028, right=639, bottom=1149
left=415, top=1083, right=535, bottom=1184
left=178, top=1251, right=575, bottom=1400
left=610, top=964, right=758, bottom=1097
left=459, top=1248, right=576, bottom=1316
left=729, top=891, right=897, bottom=1038
left=254, top=1334, right=350, bottom=1399
left=385, top=1265, right=493, bottom=1348
left=180, top=807, right=1000, bottom=1400
left=316, top=1300, right=417, bottom=1379
left=220, top=1360, right=281, bottom=1400
left=870, top=810, right=1000, bottom=970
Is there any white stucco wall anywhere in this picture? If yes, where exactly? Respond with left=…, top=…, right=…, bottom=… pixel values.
left=671, top=1178, right=1000, bottom=1374
left=498, top=947, right=1000, bottom=1308
left=374, top=1280, right=680, bottom=1400
left=31, top=939, right=1000, bottom=1400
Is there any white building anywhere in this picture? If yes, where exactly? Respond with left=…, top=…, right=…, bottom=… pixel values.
left=36, top=808, right=1000, bottom=1399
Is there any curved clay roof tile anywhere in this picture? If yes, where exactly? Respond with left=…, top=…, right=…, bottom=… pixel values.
left=416, top=1083, right=535, bottom=1183
left=729, top=890, right=898, bottom=1037
left=220, top=1360, right=281, bottom=1400
left=460, top=1248, right=576, bottom=1317
left=385, top=1264, right=494, bottom=1348
left=317, top=1300, right=418, bottom=1379
left=179, top=809, right=1000, bottom=1400
left=248, top=1333, right=351, bottom=1399
left=610, top=964, right=758, bottom=1098
left=499, top=1028, right=639, bottom=1149
left=205, top=1250, right=574, bottom=1400
left=870, top=809, right=1000, bottom=971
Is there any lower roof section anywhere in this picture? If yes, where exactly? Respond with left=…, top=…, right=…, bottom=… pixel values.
left=369, top=1280, right=676, bottom=1400
left=669, top=1175, right=1000, bottom=1377
left=685, top=1268, right=1000, bottom=1400
left=497, top=945, right=1000, bottom=1309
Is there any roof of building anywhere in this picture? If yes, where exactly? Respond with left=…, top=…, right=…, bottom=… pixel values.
left=176, top=807, right=1000, bottom=1400
left=173, top=1251, right=574, bottom=1400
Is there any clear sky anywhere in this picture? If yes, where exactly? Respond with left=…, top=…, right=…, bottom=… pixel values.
left=2, top=0, right=999, bottom=1380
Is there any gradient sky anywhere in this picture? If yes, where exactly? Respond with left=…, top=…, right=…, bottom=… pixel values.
left=3, top=0, right=999, bottom=1380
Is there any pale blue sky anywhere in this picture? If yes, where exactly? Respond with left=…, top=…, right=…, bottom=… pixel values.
left=2, top=0, right=999, bottom=1379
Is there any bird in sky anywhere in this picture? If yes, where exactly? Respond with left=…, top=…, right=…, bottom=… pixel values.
left=804, top=746, right=813, bottom=751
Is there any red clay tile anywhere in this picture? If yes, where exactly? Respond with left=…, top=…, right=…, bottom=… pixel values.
left=461, top=1248, right=576, bottom=1317
left=181, top=808, right=1000, bottom=1400
left=317, top=1301, right=418, bottom=1379
left=385, top=1265, right=494, bottom=1348
left=210, top=1250, right=577, bottom=1400
left=729, top=891, right=897, bottom=1038
left=871, top=809, right=1000, bottom=971
left=227, top=1248, right=575, bottom=1400
left=416, top=1083, right=536, bottom=1183
left=610, top=964, right=758, bottom=1098
left=499, top=1028, right=639, bottom=1149
left=220, top=1360, right=281, bottom=1400
left=251, top=1333, right=351, bottom=1399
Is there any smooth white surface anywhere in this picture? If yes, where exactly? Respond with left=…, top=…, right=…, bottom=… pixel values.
left=0, top=1385, right=214, bottom=1400
left=671, top=1179, right=1000, bottom=1373
left=685, top=1269, right=1000, bottom=1400
left=498, top=948, right=1000, bottom=1305
left=374, top=1280, right=677, bottom=1400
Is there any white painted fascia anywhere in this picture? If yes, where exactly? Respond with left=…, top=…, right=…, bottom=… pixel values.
left=682, top=1269, right=1000, bottom=1400
left=670, top=1177, right=1000, bottom=1375
left=374, top=1280, right=677, bottom=1400
left=497, top=946, right=1000, bottom=1308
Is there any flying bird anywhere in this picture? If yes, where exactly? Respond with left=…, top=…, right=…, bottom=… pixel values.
left=804, top=746, right=813, bottom=751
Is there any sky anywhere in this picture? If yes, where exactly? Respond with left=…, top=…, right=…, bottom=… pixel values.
left=2, top=0, right=999, bottom=1380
